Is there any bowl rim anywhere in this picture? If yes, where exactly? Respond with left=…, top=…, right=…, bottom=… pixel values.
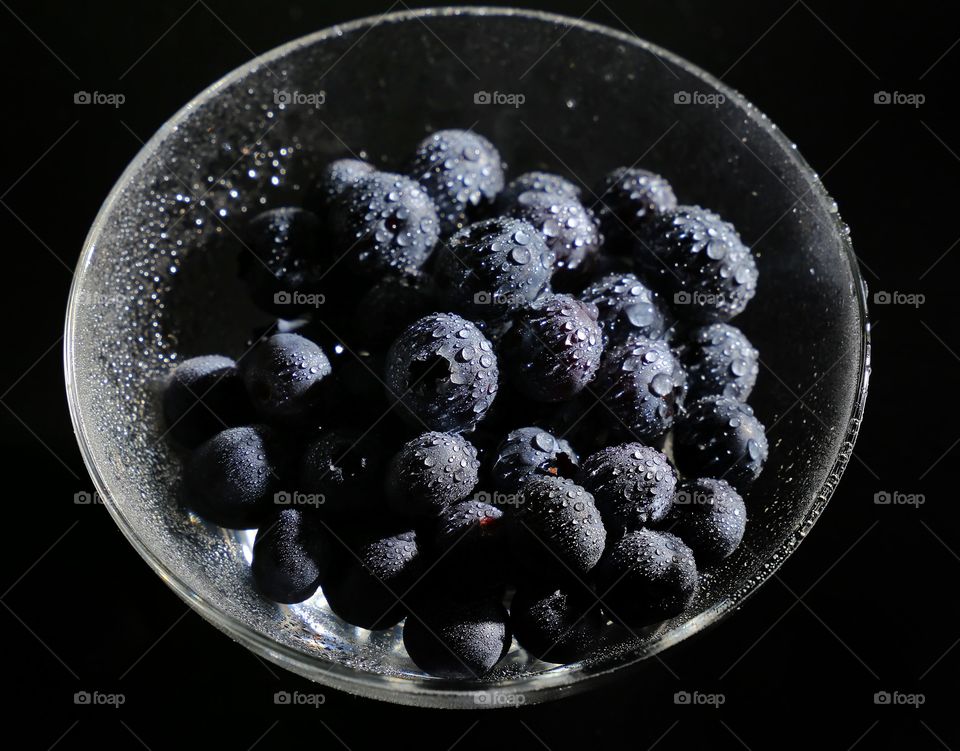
left=63, top=4, right=871, bottom=708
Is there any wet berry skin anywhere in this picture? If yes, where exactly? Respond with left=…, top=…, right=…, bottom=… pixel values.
left=594, top=528, right=698, bottom=627
left=427, top=499, right=512, bottom=592
left=385, top=313, right=499, bottom=432
left=673, top=396, right=768, bottom=491
left=636, top=205, right=758, bottom=322
left=316, top=158, right=375, bottom=203
left=577, top=443, right=676, bottom=530
left=432, top=217, right=555, bottom=320
left=327, top=171, right=440, bottom=278
left=490, top=427, right=579, bottom=493
left=322, top=526, right=422, bottom=630
left=403, top=595, right=511, bottom=679
left=683, top=322, right=759, bottom=402
left=408, top=129, right=505, bottom=234
left=251, top=507, right=327, bottom=603
left=596, top=337, right=687, bottom=443
left=665, top=478, right=747, bottom=564
left=499, top=171, right=582, bottom=206
left=238, top=207, right=325, bottom=316
left=503, top=293, right=604, bottom=402
left=181, top=425, right=284, bottom=529
left=162, top=355, right=252, bottom=448
left=512, top=475, right=606, bottom=578
left=504, top=190, right=602, bottom=272
left=386, top=432, right=481, bottom=516
left=594, top=167, right=677, bottom=250
left=242, top=333, right=332, bottom=423
left=511, top=584, right=604, bottom=664
left=299, top=429, right=387, bottom=517
left=580, top=272, right=673, bottom=347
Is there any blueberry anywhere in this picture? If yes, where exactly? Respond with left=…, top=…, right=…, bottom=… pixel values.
left=594, top=528, right=698, bottom=627
left=237, top=207, right=325, bottom=315
left=593, top=167, right=677, bottom=250
left=512, top=476, right=606, bottom=578
left=181, top=425, right=284, bottom=529
left=490, top=427, right=579, bottom=493
left=300, top=429, right=387, bottom=517
left=251, top=507, right=327, bottom=603
left=683, top=323, right=759, bottom=402
left=636, top=205, right=758, bottom=322
left=596, top=337, right=687, bottom=443
left=502, top=293, right=604, bottom=402
left=408, top=129, right=505, bottom=234
left=162, top=355, right=252, bottom=448
left=355, top=272, right=434, bottom=347
left=386, top=432, right=481, bottom=516
left=327, top=171, right=440, bottom=277
left=403, top=596, right=511, bottom=678
left=242, top=333, right=332, bottom=423
left=429, top=499, right=511, bottom=590
left=580, top=272, right=673, bottom=346
left=577, top=443, right=676, bottom=530
left=432, top=217, right=555, bottom=319
left=316, top=158, right=375, bottom=202
left=511, top=584, right=603, bottom=664
left=499, top=171, right=582, bottom=206
left=504, top=191, right=602, bottom=272
left=385, top=313, right=499, bottom=432
left=322, top=525, right=422, bottom=630
left=665, top=478, right=747, bottom=564
left=673, top=396, right=768, bottom=491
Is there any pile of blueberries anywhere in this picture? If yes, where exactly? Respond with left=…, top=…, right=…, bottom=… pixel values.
left=163, top=129, right=768, bottom=679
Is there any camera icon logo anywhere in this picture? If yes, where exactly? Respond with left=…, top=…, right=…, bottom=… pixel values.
left=873, top=491, right=891, bottom=505
left=873, top=291, right=891, bottom=305
left=674, top=691, right=691, bottom=704
left=473, top=291, right=492, bottom=305
left=674, top=91, right=691, bottom=104
left=273, top=89, right=293, bottom=106
left=874, top=91, right=891, bottom=104
left=274, top=691, right=291, bottom=704
left=674, top=291, right=692, bottom=305
left=74, top=691, right=91, bottom=704
left=274, top=491, right=292, bottom=505
left=874, top=691, right=891, bottom=704
left=474, top=91, right=492, bottom=104
left=273, top=290, right=292, bottom=305
left=74, top=91, right=91, bottom=104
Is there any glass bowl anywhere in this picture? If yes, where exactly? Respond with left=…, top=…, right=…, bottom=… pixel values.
left=64, top=6, right=869, bottom=708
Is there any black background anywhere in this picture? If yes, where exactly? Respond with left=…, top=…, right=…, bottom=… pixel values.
left=1, top=0, right=955, bottom=747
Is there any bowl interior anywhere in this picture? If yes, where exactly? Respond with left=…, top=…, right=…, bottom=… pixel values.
left=65, top=7, right=867, bottom=707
